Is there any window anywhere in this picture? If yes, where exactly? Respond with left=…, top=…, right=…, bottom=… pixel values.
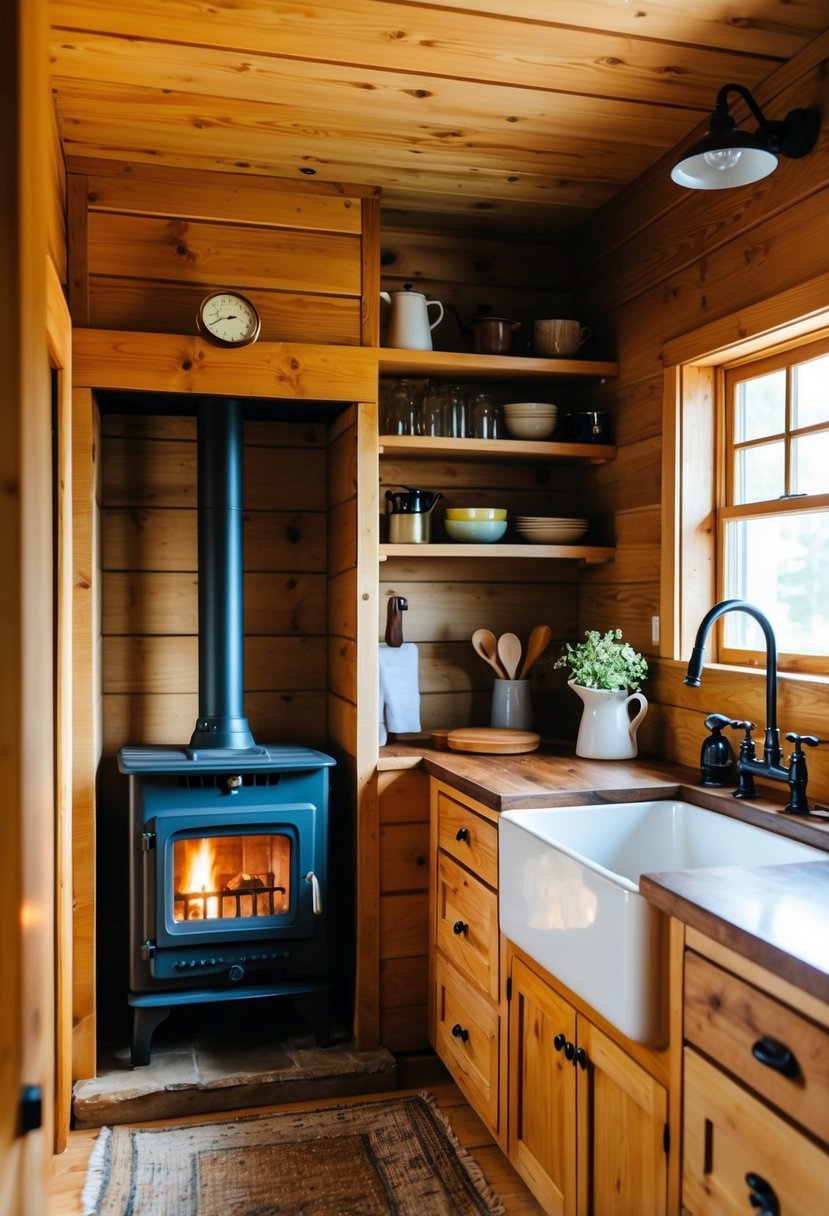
left=718, top=336, right=829, bottom=672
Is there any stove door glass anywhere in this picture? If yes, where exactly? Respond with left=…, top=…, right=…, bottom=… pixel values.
left=173, top=832, right=292, bottom=923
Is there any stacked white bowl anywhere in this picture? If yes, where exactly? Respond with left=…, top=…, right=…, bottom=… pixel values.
left=502, top=401, right=558, bottom=440
left=515, top=516, right=588, bottom=544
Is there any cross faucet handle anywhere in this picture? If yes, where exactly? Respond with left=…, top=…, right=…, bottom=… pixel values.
left=785, top=732, right=820, bottom=751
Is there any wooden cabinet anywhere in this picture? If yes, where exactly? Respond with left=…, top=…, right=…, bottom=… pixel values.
left=429, top=779, right=507, bottom=1145
left=681, top=938, right=829, bottom=1216
left=508, top=950, right=669, bottom=1216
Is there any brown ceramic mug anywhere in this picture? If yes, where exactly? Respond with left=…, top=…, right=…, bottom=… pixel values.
left=534, top=319, right=592, bottom=357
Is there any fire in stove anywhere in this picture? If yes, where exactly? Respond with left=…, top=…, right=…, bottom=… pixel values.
left=174, top=834, right=291, bottom=921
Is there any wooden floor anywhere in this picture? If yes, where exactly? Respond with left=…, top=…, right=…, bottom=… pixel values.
left=49, top=1079, right=545, bottom=1214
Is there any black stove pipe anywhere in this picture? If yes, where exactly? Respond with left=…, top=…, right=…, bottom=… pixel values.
left=189, top=398, right=256, bottom=751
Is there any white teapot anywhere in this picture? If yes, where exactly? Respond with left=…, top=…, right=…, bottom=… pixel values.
left=380, top=283, right=444, bottom=350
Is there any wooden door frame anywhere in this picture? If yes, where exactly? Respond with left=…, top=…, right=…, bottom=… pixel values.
left=47, top=259, right=73, bottom=1152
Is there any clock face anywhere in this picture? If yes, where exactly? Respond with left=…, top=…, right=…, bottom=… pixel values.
left=197, top=291, right=261, bottom=346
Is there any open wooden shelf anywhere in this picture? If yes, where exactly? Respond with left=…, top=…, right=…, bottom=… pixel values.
left=379, top=543, right=615, bottom=564
left=379, top=434, right=615, bottom=463
left=377, top=348, right=618, bottom=381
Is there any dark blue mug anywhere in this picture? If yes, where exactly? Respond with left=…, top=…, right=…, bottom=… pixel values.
left=565, top=411, right=608, bottom=442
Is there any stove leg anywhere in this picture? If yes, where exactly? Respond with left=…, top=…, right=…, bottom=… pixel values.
left=131, top=1004, right=171, bottom=1067
left=295, top=989, right=331, bottom=1047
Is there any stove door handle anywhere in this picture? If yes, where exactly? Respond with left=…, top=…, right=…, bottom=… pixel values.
left=304, top=871, right=323, bottom=916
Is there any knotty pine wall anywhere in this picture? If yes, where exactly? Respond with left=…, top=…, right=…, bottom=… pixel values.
left=570, top=33, right=829, bottom=799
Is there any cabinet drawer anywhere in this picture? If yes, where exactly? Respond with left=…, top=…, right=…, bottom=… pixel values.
left=436, top=788, right=498, bottom=888
left=685, top=950, right=829, bottom=1142
left=683, top=1047, right=829, bottom=1216
left=435, top=954, right=500, bottom=1133
left=436, top=851, right=499, bottom=1002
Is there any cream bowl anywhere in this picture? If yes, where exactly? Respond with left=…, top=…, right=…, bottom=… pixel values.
left=504, top=414, right=558, bottom=440
left=444, top=519, right=508, bottom=543
left=445, top=506, right=508, bottom=521
left=502, top=401, right=558, bottom=414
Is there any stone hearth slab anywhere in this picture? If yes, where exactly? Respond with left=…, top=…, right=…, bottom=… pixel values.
left=73, top=1018, right=397, bottom=1128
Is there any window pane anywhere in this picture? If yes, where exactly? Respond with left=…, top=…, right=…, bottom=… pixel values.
left=723, top=511, right=829, bottom=655
left=792, top=431, right=829, bottom=495
left=734, top=440, right=784, bottom=503
left=794, top=353, right=829, bottom=428
left=734, top=370, right=785, bottom=442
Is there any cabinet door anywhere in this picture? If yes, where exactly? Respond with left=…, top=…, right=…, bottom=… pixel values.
left=508, top=955, right=577, bottom=1216
left=683, top=1047, right=829, bottom=1216
left=576, top=1018, right=668, bottom=1216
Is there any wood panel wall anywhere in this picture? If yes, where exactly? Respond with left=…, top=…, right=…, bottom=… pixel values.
left=380, top=226, right=572, bottom=355
left=570, top=33, right=829, bottom=800
left=66, top=159, right=379, bottom=345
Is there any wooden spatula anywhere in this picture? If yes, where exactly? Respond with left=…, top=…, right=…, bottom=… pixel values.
left=519, top=623, right=552, bottom=679
left=472, top=628, right=507, bottom=678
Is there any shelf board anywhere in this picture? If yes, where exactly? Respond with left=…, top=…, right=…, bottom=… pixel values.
left=379, top=543, right=615, bottom=564
left=377, top=348, right=618, bottom=381
left=379, top=435, right=615, bottom=463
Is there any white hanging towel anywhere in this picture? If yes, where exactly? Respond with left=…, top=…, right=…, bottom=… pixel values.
left=379, top=642, right=421, bottom=745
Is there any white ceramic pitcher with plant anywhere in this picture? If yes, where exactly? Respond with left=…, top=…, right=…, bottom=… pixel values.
left=554, top=629, right=648, bottom=759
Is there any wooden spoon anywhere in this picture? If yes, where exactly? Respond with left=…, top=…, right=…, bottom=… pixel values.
left=519, top=623, right=553, bottom=679
left=471, top=628, right=506, bottom=678
left=497, top=632, right=522, bottom=681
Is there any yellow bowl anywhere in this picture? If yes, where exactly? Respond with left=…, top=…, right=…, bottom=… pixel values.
left=445, top=507, right=507, bottom=521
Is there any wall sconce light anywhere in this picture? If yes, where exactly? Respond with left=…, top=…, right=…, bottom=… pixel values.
left=671, top=83, right=819, bottom=190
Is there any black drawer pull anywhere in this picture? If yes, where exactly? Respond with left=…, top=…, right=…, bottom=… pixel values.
left=455, top=827, right=469, bottom=842
left=451, top=1023, right=469, bottom=1043
left=573, top=1046, right=587, bottom=1070
left=564, top=1040, right=575, bottom=1061
left=553, top=1033, right=566, bottom=1052
left=751, top=1036, right=798, bottom=1078
left=745, top=1173, right=779, bottom=1215
left=452, top=920, right=468, bottom=936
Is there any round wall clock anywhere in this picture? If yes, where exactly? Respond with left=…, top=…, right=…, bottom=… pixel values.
left=197, top=290, right=261, bottom=347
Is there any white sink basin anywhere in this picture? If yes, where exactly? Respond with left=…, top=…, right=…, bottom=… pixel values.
left=499, top=800, right=825, bottom=1046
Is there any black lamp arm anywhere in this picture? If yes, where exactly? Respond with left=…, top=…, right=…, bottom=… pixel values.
left=714, top=83, right=770, bottom=135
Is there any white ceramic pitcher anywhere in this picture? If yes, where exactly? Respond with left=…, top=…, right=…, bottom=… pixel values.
left=381, top=283, right=444, bottom=350
left=569, top=680, right=648, bottom=759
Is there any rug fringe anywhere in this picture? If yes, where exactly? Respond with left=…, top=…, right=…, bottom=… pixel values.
left=418, top=1091, right=506, bottom=1216
left=80, top=1125, right=111, bottom=1216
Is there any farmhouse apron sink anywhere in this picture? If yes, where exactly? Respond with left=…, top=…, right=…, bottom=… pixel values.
left=499, top=799, right=825, bottom=1045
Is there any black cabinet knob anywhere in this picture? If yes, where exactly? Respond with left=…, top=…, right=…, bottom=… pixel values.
left=564, top=1040, right=575, bottom=1061
left=553, top=1033, right=566, bottom=1052
left=455, top=827, right=469, bottom=842
left=745, top=1173, right=779, bottom=1215
left=451, top=1023, right=469, bottom=1043
left=452, top=920, right=468, bottom=935
left=573, top=1046, right=587, bottom=1069
left=751, top=1035, right=798, bottom=1078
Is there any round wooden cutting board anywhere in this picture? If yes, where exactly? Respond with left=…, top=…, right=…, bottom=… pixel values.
left=446, top=727, right=540, bottom=754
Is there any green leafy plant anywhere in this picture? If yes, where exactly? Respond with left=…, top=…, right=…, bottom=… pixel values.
left=554, top=628, right=648, bottom=692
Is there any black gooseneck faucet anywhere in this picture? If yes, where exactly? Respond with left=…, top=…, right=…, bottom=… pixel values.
left=684, top=598, right=820, bottom=812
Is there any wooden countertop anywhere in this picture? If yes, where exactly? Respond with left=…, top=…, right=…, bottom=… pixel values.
left=641, top=863, right=829, bottom=1005
left=380, top=740, right=829, bottom=999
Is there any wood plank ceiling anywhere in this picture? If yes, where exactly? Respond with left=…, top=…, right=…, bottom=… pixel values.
left=50, top=1, right=829, bottom=239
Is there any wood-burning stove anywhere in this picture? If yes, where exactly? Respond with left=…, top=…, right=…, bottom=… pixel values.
left=118, top=397, right=335, bottom=1066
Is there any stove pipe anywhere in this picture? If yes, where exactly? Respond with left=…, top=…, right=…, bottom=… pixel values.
left=189, top=398, right=256, bottom=751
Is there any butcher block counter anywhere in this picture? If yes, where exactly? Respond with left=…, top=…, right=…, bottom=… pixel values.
left=380, top=740, right=829, bottom=995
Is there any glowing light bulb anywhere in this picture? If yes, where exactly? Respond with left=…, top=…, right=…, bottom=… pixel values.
left=703, top=148, right=742, bottom=172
